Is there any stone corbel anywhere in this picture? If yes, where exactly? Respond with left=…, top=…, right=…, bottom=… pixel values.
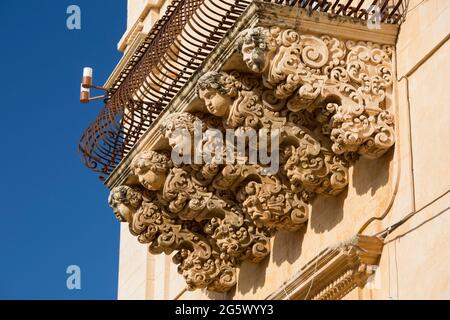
left=235, top=26, right=395, bottom=159
left=108, top=7, right=396, bottom=294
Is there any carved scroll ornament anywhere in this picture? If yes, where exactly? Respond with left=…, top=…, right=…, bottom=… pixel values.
left=237, top=26, right=395, bottom=158
left=109, top=26, right=395, bottom=293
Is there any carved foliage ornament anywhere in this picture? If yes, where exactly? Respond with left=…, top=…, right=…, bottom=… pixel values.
left=109, top=27, right=395, bottom=292
left=236, top=26, right=395, bottom=158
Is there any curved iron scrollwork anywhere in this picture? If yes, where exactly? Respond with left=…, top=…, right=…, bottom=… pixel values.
left=78, top=0, right=406, bottom=178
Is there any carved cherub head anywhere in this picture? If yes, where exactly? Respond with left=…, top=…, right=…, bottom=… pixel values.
left=108, top=185, right=143, bottom=223
left=131, top=150, right=173, bottom=191
left=237, top=27, right=274, bottom=73
left=160, top=112, right=200, bottom=150
left=197, top=71, right=239, bottom=117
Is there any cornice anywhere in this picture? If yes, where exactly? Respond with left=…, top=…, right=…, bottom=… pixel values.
left=266, top=235, right=384, bottom=300
left=118, top=0, right=166, bottom=52
left=117, top=20, right=145, bottom=53
left=255, top=2, right=398, bottom=45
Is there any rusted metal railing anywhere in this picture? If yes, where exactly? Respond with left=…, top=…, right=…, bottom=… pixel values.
left=78, top=0, right=407, bottom=179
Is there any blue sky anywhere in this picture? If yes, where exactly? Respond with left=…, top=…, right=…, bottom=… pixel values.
left=0, top=1, right=127, bottom=299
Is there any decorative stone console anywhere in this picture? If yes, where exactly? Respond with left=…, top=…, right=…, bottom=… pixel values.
left=107, top=2, right=398, bottom=296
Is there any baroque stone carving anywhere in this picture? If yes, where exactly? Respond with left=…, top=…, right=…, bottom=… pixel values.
left=266, top=235, right=384, bottom=300
left=111, top=148, right=272, bottom=292
left=197, top=71, right=350, bottom=198
left=237, top=26, right=395, bottom=158
left=108, top=26, right=395, bottom=293
left=197, top=71, right=286, bottom=129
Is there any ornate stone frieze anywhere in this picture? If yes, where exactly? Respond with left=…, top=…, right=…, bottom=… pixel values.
left=108, top=25, right=395, bottom=293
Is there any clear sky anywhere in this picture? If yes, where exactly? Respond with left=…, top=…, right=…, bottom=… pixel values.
left=0, top=1, right=127, bottom=299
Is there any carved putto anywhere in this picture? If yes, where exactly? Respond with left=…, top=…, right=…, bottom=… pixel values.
left=237, top=27, right=276, bottom=73
left=127, top=147, right=272, bottom=292
left=197, top=71, right=240, bottom=117
left=131, top=150, right=172, bottom=191
left=109, top=26, right=395, bottom=293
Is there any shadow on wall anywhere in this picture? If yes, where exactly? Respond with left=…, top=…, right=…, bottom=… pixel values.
left=310, top=148, right=393, bottom=233
left=353, top=148, right=393, bottom=197
left=310, top=188, right=348, bottom=234
left=233, top=226, right=307, bottom=296
left=272, top=226, right=306, bottom=266
left=231, top=149, right=393, bottom=297
left=234, top=248, right=271, bottom=296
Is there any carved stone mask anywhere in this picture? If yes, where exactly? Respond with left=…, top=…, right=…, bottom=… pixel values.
left=242, top=43, right=267, bottom=73
left=198, top=87, right=231, bottom=117
left=238, top=27, right=271, bottom=73
left=108, top=186, right=142, bottom=223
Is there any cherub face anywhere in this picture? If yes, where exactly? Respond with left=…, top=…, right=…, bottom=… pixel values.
left=241, top=41, right=267, bottom=73
left=198, top=87, right=231, bottom=117
left=135, top=167, right=166, bottom=191
left=114, top=203, right=133, bottom=223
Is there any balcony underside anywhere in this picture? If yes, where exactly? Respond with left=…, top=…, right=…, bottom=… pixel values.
left=78, top=0, right=406, bottom=179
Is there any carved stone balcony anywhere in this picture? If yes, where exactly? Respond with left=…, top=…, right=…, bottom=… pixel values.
left=79, top=0, right=405, bottom=179
left=104, top=1, right=401, bottom=295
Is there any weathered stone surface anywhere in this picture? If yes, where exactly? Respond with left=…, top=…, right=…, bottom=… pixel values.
left=109, top=26, right=395, bottom=293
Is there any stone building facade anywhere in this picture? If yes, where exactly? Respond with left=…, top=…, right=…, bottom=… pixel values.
left=81, top=0, right=450, bottom=300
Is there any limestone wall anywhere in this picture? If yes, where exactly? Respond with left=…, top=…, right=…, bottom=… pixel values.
left=117, top=0, right=450, bottom=300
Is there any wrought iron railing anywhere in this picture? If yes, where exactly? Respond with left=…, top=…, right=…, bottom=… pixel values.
left=78, top=0, right=407, bottom=179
